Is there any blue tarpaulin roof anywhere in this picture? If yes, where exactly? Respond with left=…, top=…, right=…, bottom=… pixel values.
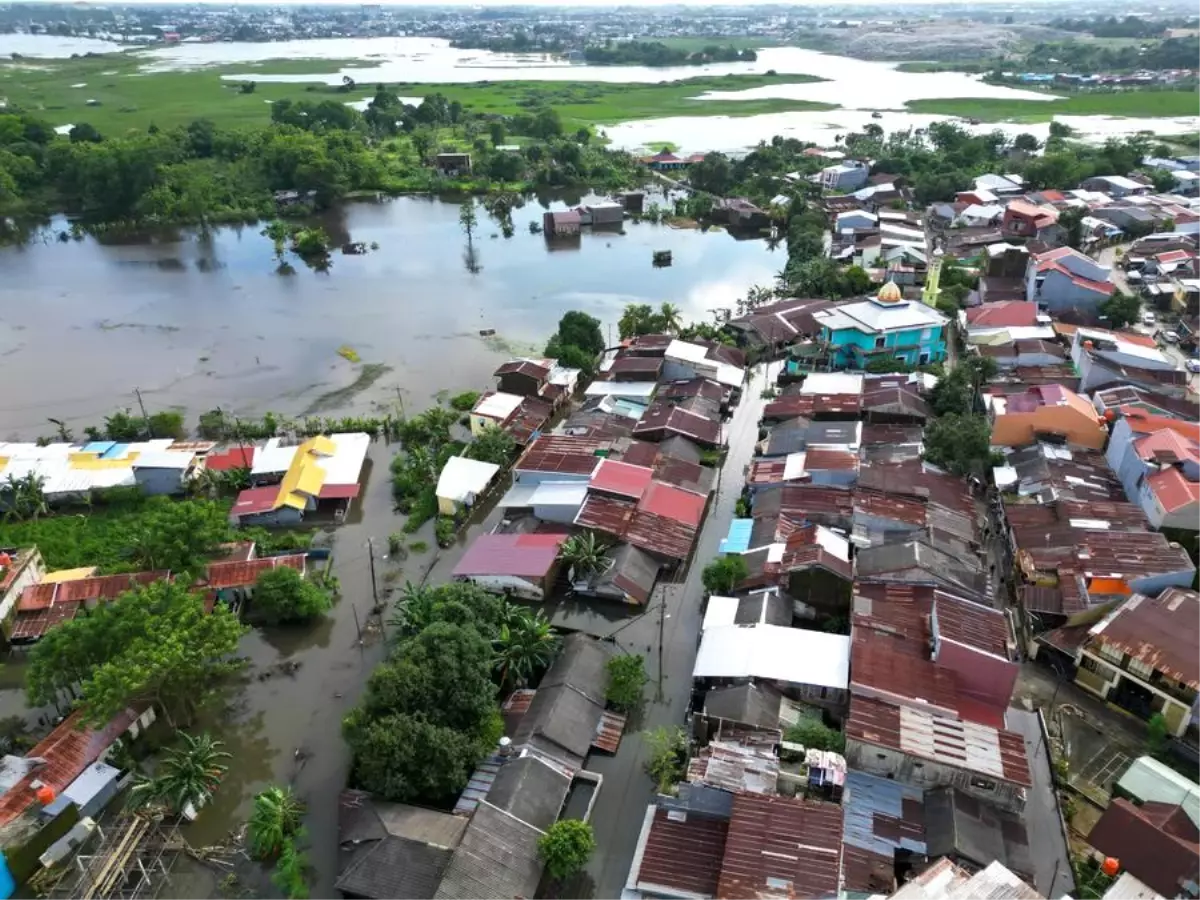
left=82, top=441, right=115, bottom=455
left=719, top=518, right=754, bottom=554
left=100, top=443, right=130, bottom=459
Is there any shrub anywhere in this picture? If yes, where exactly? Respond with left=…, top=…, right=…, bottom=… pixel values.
left=701, top=555, right=748, bottom=594
left=449, top=391, right=480, bottom=412
left=783, top=717, right=844, bottom=752
left=538, top=819, right=596, bottom=881
left=252, top=567, right=333, bottom=624
left=644, top=726, right=687, bottom=794
left=435, top=516, right=456, bottom=547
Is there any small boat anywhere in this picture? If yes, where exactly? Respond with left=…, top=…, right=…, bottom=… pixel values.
left=871, top=111, right=883, bottom=119
left=652, top=250, right=673, bottom=267
left=479, top=328, right=496, bottom=337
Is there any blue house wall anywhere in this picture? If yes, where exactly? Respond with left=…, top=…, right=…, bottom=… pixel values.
left=821, top=323, right=947, bottom=368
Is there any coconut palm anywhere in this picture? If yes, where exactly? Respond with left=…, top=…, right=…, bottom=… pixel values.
left=2, top=474, right=48, bottom=523
left=494, top=610, right=558, bottom=688
left=388, top=582, right=438, bottom=637
left=558, top=531, right=608, bottom=579
left=658, top=302, right=683, bottom=333
left=247, top=785, right=306, bottom=859
left=129, top=731, right=230, bottom=817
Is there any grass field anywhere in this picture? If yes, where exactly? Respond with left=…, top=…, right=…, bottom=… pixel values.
left=906, top=90, right=1199, bottom=122
left=0, top=52, right=833, bottom=132
left=654, top=36, right=783, bottom=52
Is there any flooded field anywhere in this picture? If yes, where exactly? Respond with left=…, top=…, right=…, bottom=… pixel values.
left=0, top=192, right=778, bottom=438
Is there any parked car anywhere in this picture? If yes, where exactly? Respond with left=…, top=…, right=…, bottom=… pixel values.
left=1164, top=330, right=1181, bottom=343
left=1141, top=311, right=1157, bottom=325
left=1187, top=359, right=1200, bottom=374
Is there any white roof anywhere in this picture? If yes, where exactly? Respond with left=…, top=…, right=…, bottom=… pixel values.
left=801, top=372, right=863, bottom=395
left=1102, top=872, right=1164, bottom=900
left=251, top=438, right=298, bottom=475
left=665, top=338, right=710, bottom=365
left=583, top=381, right=658, bottom=400
left=880, top=222, right=925, bottom=241
left=783, top=452, right=809, bottom=481
left=966, top=325, right=1056, bottom=343
left=1076, top=327, right=1171, bottom=365
left=500, top=480, right=589, bottom=510
left=321, top=432, right=371, bottom=486
left=473, top=391, right=524, bottom=421
left=714, top=363, right=745, bottom=388
left=836, top=209, right=877, bottom=223
left=815, top=298, right=947, bottom=335
left=960, top=203, right=1003, bottom=220
left=702, top=595, right=740, bottom=630
left=436, top=456, right=500, bottom=503
left=692, top=624, right=850, bottom=688
left=1095, top=175, right=1144, bottom=191
left=1175, top=170, right=1200, bottom=183
left=814, top=525, right=851, bottom=561
left=897, top=703, right=1009, bottom=780
left=132, top=450, right=195, bottom=470
left=974, top=173, right=1022, bottom=193
left=966, top=188, right=999, bottom=204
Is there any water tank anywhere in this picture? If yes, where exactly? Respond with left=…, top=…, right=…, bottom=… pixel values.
left=498, top=737, right=513, bottom=758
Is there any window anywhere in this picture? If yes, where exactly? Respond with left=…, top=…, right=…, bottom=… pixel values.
left=920, top=328, right=932, bottom=341
left=970, top=776, right=997, bottom=792
left=1127, top=656, right=1154, bottom=681
left=1081, top=654, right=1117, bottom=681
left=875, top=336, right=886, bottom=349
left=876, top=753, right=887, bottom=760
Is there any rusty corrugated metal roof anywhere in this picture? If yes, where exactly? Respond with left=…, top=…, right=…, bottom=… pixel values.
left=636, top=807, right=730, bottom=898
left=591, top=710, right=626, bottom=754
left=1088, top=589, right=1200, bottom=689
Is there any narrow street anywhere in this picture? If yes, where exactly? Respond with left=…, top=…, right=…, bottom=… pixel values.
left=582, top=362, right=777, bottom=898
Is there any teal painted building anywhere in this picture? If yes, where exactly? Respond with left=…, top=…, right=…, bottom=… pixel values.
left=813, top=283, right=949, bottom=369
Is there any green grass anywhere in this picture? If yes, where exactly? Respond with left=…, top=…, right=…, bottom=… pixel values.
left=0, top=54, right=834, bottom=132
left=905, top=90, right=1200, bottom=122
left=653, top=36, right=783, bottom=52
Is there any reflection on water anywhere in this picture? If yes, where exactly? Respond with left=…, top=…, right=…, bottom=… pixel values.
left=0, top=193, right=777, bottom=437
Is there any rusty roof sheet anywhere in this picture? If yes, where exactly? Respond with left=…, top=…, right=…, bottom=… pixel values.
left=517, top=434, right=607, bottom=475
left=633, top=404, right=722, bottom=446
left=1088, top=589, right=1200, bottom=689
left=763, top=395, right=815, bottom=421
left=619, top=440, right=660, bottom=469
left=494, top=359, right=550, bottom=380
left=202, top=555, right=305, bottom=590
left=858, top=460, right=975, bottom=516
left=10, top=601, right=82, bottom=641
left=657, top=377, right=727, bottom=405
left=804, top=448, right=860, bottom=472
left=609, top=355, right=664, bottom=378
left=855, top=489, right=927, bottom=527
left=575, top=494, right=637, bottom=538
left=505, top=396, right=554, bottom=445
left=0, top=707, right=141, bottom=827
left=842, top=770, right=927, bottom=895
left=653, top=456, right=714, bottom=496
left=592, top=709, right=627, bottom=754
left=847, top=696, right=1032, bottom=788
left=626, top=508, right=699, bottom=561
left=18, top=570, right=170, bottom=611
left=861, top=423, right=925, bottom=446
left=717, top=793, right=844, bottom=900
left=637, top=807, right=730, bottom=898
left=687, top=741, right=781, bottom=795
left=860, top=387, right=932, bottom=420
left=851, top=628, right=962, bottom=715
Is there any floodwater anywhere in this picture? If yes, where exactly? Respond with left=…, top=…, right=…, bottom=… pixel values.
left=0, top=33, right=122, bottom=57
left=0, top=193, right=778, bottom=438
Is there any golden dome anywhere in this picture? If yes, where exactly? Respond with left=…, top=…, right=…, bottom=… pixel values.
left=877, top=281, right=903, bottom=304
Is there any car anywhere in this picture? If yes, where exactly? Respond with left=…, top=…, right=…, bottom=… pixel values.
left=1164, top=331, right=1180, bottom=343
left=1187, top=359, right=1200, bottom=374
left=1141, top=311, right=1156, bottom=325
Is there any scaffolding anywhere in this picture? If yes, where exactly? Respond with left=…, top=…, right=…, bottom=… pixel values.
left=43, top=811, right=186, bottom=900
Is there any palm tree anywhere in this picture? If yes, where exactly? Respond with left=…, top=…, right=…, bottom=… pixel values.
left=247, top=786, right=306, bottom=859
left=2, top=474, right=48, bottom=523
left=558, top=531, right=608, bottom=579
left=388, top=582, right=437, bottom=637
left=46, top=418, right=74, bottom=442
left=658, top=302, right=683, bottom=333
left=494, top=610, right=558, bottom=688
left=129, top=731, right=230, bottom=818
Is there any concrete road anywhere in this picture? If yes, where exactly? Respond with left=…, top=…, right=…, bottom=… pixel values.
left=581, top=362, right=778, bottom=898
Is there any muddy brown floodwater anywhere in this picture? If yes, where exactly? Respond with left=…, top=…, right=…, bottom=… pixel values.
left=0, top=192, right=779, bottom=895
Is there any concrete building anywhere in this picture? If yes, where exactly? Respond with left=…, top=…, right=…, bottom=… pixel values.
left=813, top=282, right=948, bottom=368
left=1027, top=247, right=1115, bottom=317
left=986, top=384, right=1107, bottom=450
left=821, top=160, right=870, bottom=192
left=1105, top=409, right=1200, bottom=530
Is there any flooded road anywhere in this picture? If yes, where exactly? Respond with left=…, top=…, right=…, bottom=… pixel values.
left=0, top=193, right=778, bottom=438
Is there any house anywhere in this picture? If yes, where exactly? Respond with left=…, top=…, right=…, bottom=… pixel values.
left=963, top=299, right=1040, bottom=331
left=632, top=402, right=722, bottom=449
left=1071, top=328, right=1184, bottom=395
left=469, top=392, right=552, bottom=444
left=643, top=149, right=686, bottom=171
left=840, top=770, right=929, bottom=895
left=692, top=621, right=851, bottom=712
left=845, top=695, right=1032, bottom=812
left=890, top=858, right=1043, bottom=900
left=130, top=447, right=198, bottom=495
left=570, top=542, right=660, bottom=605
left=436, top=456, right=501, bottom=517
left=1105, top=408, right=1200, bottom=529
left=1027, top=247, right=1115, bottom=317
left=432, top=802, right=546, bottom=900
left=434, top=152, right=470, bottom=176
left=924, top=787, right=1033, bottom=885
left=813, top=282, right=949, bottom=368
left=715, top=198, right=769, bottom=230
left=836, top=209, right=878, bottom=231
left=0, top=548, right=45, bottom=631
left=960, top=203, right=1005, bottom=227
left=543, top=209, right=581, bottom=237
left=451, top=532, right=568, bottom=600
left=335, top=790, right=469, bottom=900
left=231, top=433, right=368, bottom=525
left=986, top=384, right=1106, bottom=450
left=662, top=339, right=745, bottom=390
left=855, top=540, right=988, bottom=597
left=576, top=474, right=707, bottom=563
left=197, top=554, right=305, bottom=616
left=975, top=174, right=1025, bottom=197
left=822, top=160, right=870, bottom=192
left=493, top=358, right=580, bottom=406
left=992, top=443, right=1126, bottom=503
left=957, top=188, right=999, bottom=206
left=10, top=570, right=170, bottom=644
left=1086, top=798, right=1199, bottom=899
left=1002, top=199, right=1059, bottom=240
left=511, top=434, right=610, bottom=484
left=1081, top=175, right=1150, bottom=198
left=1071, top=589, right=1199, bottom=738
left=1113, top=755, right=1200, bottom=821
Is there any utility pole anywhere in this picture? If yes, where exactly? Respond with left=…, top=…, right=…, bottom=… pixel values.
left=655, top=593, right=667, bottom=703
left=366, top=537, right=379, bottom=607
left=133, top=387, right=152, bottom=438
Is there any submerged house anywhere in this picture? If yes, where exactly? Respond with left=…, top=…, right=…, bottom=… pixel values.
left=451, top=532, right=568, bottom=601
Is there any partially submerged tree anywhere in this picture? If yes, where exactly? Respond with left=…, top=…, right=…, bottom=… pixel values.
left=701, top=555, right=749, bottom=595
left=129, top=731, right=230, bottom=817
left=605, top=654, right=648, bottom=713
left=248, top=786, right=306, bottom=859
left=558, top=531, right=608, bottom=579
left=538, top=819, right=596, bottom=882
left=251, top=565, right=332, bottom=625
left=494, top=609, right=558, bottom=689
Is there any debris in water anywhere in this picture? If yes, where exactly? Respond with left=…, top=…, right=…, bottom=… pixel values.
left=479, top=328, right=496, bottom=337
left=653, top=250, right=673, bottom=267
left=336, top=344, right=361, bottom=363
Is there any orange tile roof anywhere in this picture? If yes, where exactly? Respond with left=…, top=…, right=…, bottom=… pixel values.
left=1148, top=467, right=1200, bottom=513
left=1122, top=407, right=1200, bottom=442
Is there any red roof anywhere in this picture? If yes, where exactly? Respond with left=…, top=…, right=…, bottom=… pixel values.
left=231, top=485, right=280, bottom=517
left=717, top=793, right=844, bottom=900
left=0, top=707, right=142, bottom=826
left=638, top=481, right=706, bottom=528
left=10, top=601, right=82, bottom=641
left=576, top=494, right=637, bottom=538
left=851, top=628, right=962, bottom=715
left=318, top=483, right=361, bottom=500
left=965, top=301, right=1038, bottom=328
left=452, top=533, right=566, bottom=579
left=18, top=570, right=170, bottom=612
left=1155, top=249, right=1192, bottom=264
left=1087, top=799, right=1200, bottom=898
left=517, top=435, right=607, bottom=476
left=1122, top=406, right=1200, bottom=441
left=1148, top=467, right=1200, bottom=513
left=202, top=554, right=306, bottom=590
left=589, top=459, right=654, bottom=500
left=1041, top=260, right=1115, bottom=295
left=205, top=445, right=256, bottom=471
left=1006, top=199, right=1058, bottom=227
left=804, top=448, right=860, bottom=472
left=1088, top=589, right=1200, bottom=689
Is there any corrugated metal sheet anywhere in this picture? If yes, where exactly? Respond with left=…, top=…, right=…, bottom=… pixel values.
left=592, top=710, right=626, bottom=754
left=453, top=752, right=504, bottom=817
left=639, top=481, right=706, bottom=527
left=575, top=494, right=637, bottom=537
left=636, top=806, right=730, bottom=898
left=719, top=519, right=754, bottom=554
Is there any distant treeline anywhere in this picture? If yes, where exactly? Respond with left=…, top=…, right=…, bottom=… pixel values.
left=1046, top=15, right=1198, bottom=40
left=583, top=41, right=757, bottom=67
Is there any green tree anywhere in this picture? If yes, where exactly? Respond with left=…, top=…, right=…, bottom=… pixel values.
left=552, top=343, right=598, bottom=378
left=248, top=786, right=306, bottom=859
left=644, top=725, right=687, bottom=793
left=129, top=731, right=230, bottom=816
left=262, top=220, right=291, bottom=262
left=559, top=531, right=608, bottom=578
left=465, top=425, right=516, bottom=467
left=923, top=413, right=995, bottom=476
left=1059, top=205, right=1086, bottom=250
left=1, top=474, right=49, bottom=523
left=488, top=122, right=506, bottom=147
left=1013, top=133, right=1041, bottom=153
left=494, top=609, right=558, bottom=688
left=127, top=498, right=230, bottom=573
left=538, top=820, right=596, bottom=881
left=658, top=302, right=683, bottom=333
left=702, top=555, right=749, bottom=594
left=618, top=303, right=661, bottom=339
left=69, top=122, right=102, bottom=144
left=688, top=152, right=732, bottom=195
left=1147, top=712, right=1169, bottom=756
left=783, top=716, right=845, bottom=752
left=1099, top=291, right=1141, bottom=330
left=252, top=566, right=332, bottom=625
left=271, top=835, right=310, bottom=900
left=546, top=310, right=605, bottom=357
left=26, top=580, right=247, bottom=726
left=344, top=711, right=484, bottom=803
left=605, top=654, right=648, bottom=713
